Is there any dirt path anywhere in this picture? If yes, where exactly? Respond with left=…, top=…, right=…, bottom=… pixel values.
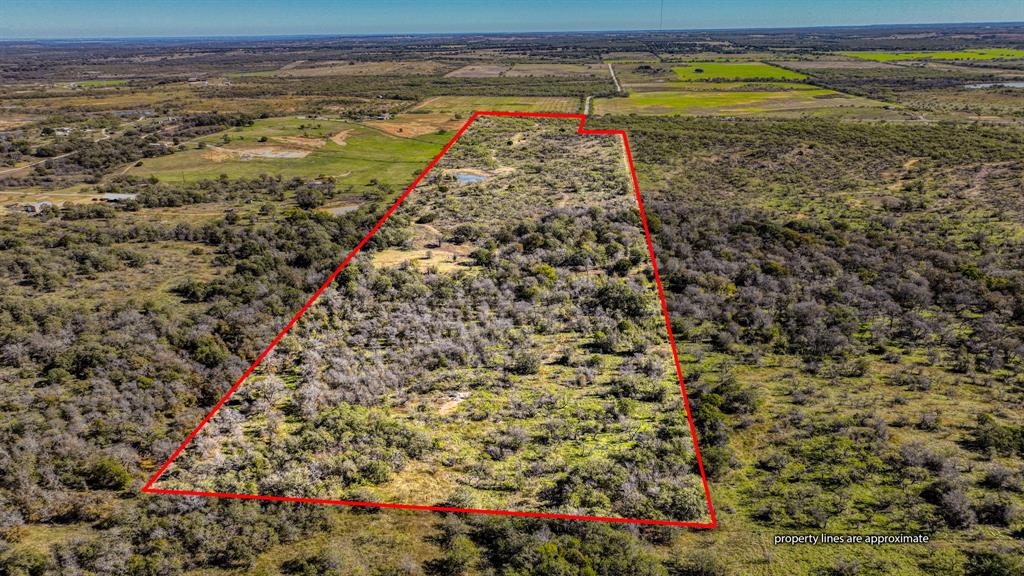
left=0, top=129, right=110, bottom=176
left=410, top=96, right=440, bottom=111
left=0, top=152, right=74, bottom=175
left=607, top=63, right=622, bottom=93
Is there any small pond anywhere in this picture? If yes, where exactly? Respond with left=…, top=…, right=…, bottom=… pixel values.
left=455, top=172, right=488, bottom=184
left=964, top=81, right=1024, bottom=89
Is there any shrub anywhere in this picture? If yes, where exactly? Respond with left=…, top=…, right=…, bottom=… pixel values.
left=281, top=550, right=343, bottom=576
left=974, top=494, right=1020, bottom=527
left=295, top=187, right=325, bottom=209
left=84, top=456, right=133, bottom=491
left=507, top=351, right=541, bottom=375
left=609, top=375, right=665, bottom=402
left=666, top=550, right=729, bottom=576
left=964, top=551, right=1024, bottom=576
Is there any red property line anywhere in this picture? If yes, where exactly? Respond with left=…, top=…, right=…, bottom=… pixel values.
left=143, top=111, right=718, bottom=529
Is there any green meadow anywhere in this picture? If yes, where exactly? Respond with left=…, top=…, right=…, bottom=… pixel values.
left=593, top=88, right=840, bottom=115
left=841, top=48, right=1024, bottom=61
left=68, top=79, right=131, bottom=87
left=672, top=62, right=807, bottom=81
left=130, top=117, right=449, bottom=189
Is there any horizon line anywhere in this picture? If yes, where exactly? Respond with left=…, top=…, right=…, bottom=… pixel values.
left=3, top=20, right=1023, bottom=43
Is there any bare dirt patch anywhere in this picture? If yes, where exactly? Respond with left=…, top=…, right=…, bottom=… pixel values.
left=372, top=222, right=476, bottom=272
left=329, top=129, right=354, bottom=146
left=273, top=136, right=326, bottom=149
left=0, top=116, right=37, bottom=130
left=202, top=145, right=310, bottom=162
left=321, top=203, right=360, bottom=216
left=437, top=391, right=471, bottom=416
left=364, top=113, right=461, bottom=138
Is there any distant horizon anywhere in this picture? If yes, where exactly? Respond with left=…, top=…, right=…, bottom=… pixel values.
left=5, top=20, right=1024, bottom=43
left=3, top=0, right=1022, bottom=40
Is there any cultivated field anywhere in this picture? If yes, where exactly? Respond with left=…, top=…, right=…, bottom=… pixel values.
left=593, top=88, right=879, bottom=116
left=672, top=62, right=807, bottom=81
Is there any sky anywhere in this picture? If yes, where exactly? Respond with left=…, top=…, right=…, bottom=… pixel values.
left=1, top=0, right=1022, bottom=39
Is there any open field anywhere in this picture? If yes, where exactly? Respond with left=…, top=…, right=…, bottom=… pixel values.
left=774, top=59, right=903, bottom=69
left=362, top=111, right=464, bottom=137
left=410, top=95, right=579, bottom=114
left=128, top=117, right=449, bottom=188
left=593, top=88, right=880, bottom=115
left=275, top=60, right=449, bottom=77
left=672, top=62, right=807, bottom=81
left=70, top=79, right=132, bottom=87
left=601, top=51, right=660, bottom=62
left=506, top=63, right=607, bottom=76
left=444, top=64, right=511, bottom=77
left=841, top=48, right=1024, bottom=61
left=624, top=81, right=824, bottom=93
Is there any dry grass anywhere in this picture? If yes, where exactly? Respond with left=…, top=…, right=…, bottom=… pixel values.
left=443, top=64, right=511, bottom=78
left=410, top=95, right=579, bottom=114
left=371, top=222, right=476, bottom=272
left=363, top=112, right=463, bottom=137
left=276, top=60, right=447, bottom=77
left=505, top=63, right=606, bottom=77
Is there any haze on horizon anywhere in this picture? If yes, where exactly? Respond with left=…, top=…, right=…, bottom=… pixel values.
left=1, top=0, right=1022, bottom=40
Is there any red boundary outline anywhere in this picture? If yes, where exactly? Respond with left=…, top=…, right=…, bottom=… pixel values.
left=142, top=111, right=717, bottom=529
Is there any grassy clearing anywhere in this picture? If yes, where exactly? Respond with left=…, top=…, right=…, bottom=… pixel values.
left=129, top=117, right=449, bottom=189
left=70, top=79, right=130, bottom=87
left=275, top=60, right=447, bottom=77
left=363, top=112, right=464, bottom=138
left=410, top=95, right=579, bottom=115
left=593, top=88, right=870, bottom=115
left=672, top=62, right=807, bottom=81
left=602, top=51, right=660, bottom=62
left=443, top=63, right=510, bottom=78
left=506, top=63, right=606, bottom=77
left=626, top=81, right=824, bottom=93
left=841, top=48, right=1024, bottom=61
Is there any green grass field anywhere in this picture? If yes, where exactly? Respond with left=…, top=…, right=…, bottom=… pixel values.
left=625, top=81, right=823, bottom=93
left=672, top=62, right=807, bottom=81
left=593, top=88, right=850, bottom=115
left=841, top=48, right=1024, bottom=61
left=130, top=117, right=449, bottom=189
left=71, top=79, right=130, bottom=87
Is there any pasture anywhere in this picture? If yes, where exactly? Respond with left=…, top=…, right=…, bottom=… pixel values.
left=128, top=117, right=450, bottom=189
left=592, top=88, right=870, bottom=115
left=672, top=62, right=807, bottom=81
left=841, top=48, right=1024, bottom=61
left=275, top=60, right=448, bottom=77
left=410, top=95, right=579, bottom=115
left=506, top=63, right=607, bottom=77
